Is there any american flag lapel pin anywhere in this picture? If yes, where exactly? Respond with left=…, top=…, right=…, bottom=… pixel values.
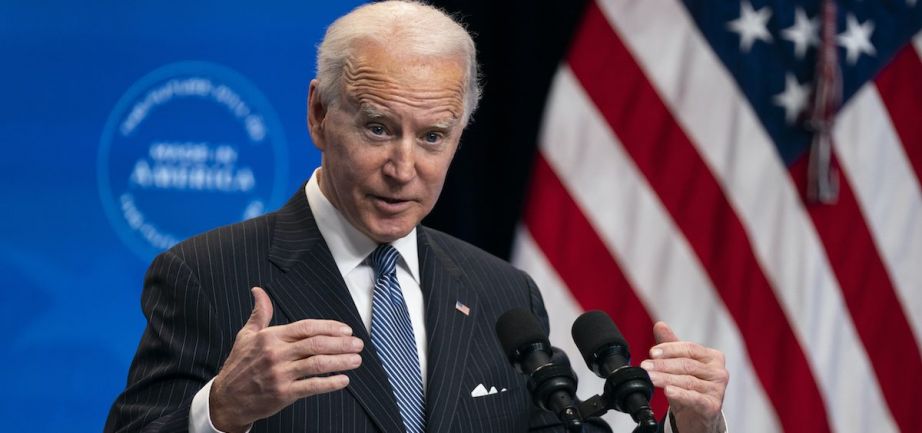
left=455, top=300, right=471, bottom=316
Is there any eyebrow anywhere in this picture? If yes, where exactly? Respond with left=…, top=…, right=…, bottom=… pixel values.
left=358, top=104, right=388, bottom=120
left=431, top=118, right=459, bottom=130
left=357, top=103, right=459, bottom=130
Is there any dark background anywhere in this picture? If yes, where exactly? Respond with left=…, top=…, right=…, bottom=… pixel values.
left=426, top=0, right=591, bottom=259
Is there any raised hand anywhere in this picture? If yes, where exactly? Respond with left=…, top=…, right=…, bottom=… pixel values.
left=640, top=322, right=728, bottom=433
left=209, top=287, right=364, bottom=433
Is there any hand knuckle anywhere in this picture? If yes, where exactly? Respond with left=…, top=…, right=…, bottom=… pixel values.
left=268, top=383, right=287, bottom=401
left=299, top=320, right=316, bottom=335
left=269, top=364, right=288, bottom=383
left=304, top=337, right=320, bottom=354
left=314, top=356, right=332, bottom=372
left=705, top=398, right=721, bottom=415
left=716, top=368, right=730, bottom=384
left=263, top=346, right=282, bottom=364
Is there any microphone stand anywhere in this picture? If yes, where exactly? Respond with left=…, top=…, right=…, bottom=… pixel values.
left=573, top=365, right=658, bottom=433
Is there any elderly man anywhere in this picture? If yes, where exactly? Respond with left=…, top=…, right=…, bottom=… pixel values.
left=105, top=2, right=728, bottom=433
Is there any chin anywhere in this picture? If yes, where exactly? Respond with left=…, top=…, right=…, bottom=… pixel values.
left=368, top=222, right=415, bottom=243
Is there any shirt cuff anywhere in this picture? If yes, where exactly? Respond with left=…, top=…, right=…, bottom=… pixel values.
left=190, top=378, right=253, bottom=433
left=663, top=409, right=728, bottom=433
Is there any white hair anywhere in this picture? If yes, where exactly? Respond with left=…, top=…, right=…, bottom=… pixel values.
left=316, top=0, right=481, bottom=125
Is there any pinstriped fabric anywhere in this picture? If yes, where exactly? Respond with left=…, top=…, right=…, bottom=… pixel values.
left=105, top=186, right=609, bottom=433
left=368, top=245, right=426, bottom=433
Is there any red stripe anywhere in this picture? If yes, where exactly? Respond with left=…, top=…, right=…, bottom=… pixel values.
left=790, top=155, right=922, bottom=433
left=566, top=3, right=832, bottom=433
left=523, top=152, right=669, bottom=416
left=875, top=44, right=922, bottom=186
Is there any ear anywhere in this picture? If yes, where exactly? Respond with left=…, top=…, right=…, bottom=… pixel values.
left=307, top=79, right=328, bottom=151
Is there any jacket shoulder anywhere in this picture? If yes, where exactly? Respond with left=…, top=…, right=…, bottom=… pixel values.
left=165, top=211, right=277, bottom=265
left=420, top=226, right=529, bottom=280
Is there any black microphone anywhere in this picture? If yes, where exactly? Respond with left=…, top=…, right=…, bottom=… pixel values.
left=496, top=308, right=583, bottom=432
left=572, top=311, right=657, bottom=433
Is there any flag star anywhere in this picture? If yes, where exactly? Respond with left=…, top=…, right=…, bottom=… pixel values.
left=837, top=14, right=876, bottom=64
left=773, top=73, right=812, bottom=124
left=727, top=0, right=773, bottom=52
left=781, top=7, right=819, bottom=59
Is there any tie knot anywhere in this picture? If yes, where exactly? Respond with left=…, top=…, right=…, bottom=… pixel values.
left=369, top=244, right=399, bottom=277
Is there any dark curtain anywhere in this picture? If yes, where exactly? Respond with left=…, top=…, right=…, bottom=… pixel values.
left=423, top=0, right=591, bottom=259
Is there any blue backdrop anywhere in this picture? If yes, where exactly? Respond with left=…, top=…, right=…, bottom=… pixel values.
left=0, top=1, right=363, bottom=430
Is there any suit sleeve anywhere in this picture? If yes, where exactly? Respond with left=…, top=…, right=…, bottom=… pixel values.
left=105, top=250, right=227, bottom=433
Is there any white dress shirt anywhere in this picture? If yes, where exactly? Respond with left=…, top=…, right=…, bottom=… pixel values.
left=190, top=169, right=427, bottom=433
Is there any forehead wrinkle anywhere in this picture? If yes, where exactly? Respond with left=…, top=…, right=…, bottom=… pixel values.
left=342, top=57, right=465, bottom=121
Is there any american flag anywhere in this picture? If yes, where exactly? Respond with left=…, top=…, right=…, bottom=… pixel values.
left=511, top=1, right=921, bottom=432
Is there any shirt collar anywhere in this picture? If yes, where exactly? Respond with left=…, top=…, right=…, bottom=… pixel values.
left=305, top=169, right=420, bottom=283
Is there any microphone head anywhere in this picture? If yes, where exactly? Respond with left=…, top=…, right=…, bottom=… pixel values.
left=495, top=308, right=550, bottom=361
left=571, top=310, right=629, bottom=369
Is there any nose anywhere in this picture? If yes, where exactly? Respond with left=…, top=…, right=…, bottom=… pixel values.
left=383, top=136, right=416, bottom=183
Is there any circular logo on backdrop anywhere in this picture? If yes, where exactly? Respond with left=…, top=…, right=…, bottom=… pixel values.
left=98, top=61, right=288, bottom=260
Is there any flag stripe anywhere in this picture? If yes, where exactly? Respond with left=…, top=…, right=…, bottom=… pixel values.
left=874, top=43, right=922, bottom=190
left=596, top=0, right=899, bottom=431
left=535, top=65, right=782, bottom=433
left=834, top=83, right=922, bottom=346
left=511, top=230, right=640, bottom=433
left=789, top=152, right=920, bottom=433
left=567, top=3, right=829, bottom=432
left=522, top=152, right=668, bottom=416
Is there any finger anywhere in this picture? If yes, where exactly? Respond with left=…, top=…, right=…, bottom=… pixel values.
left=664, top=385, right=722, bottom=418
left=243, top=287, right=273, bottom=332
left=278, top=319, right=354, bottom=340
left=289, top=353, right=362, bottom=378
left=640, top=358, right=725, bottom=381
left=650, top=341, right=719, bottom=363
left=289, top=374, right=350, bottom=398
left=289, top=335, right=364, bottom=358
left=645, top=371, right=720, bottom=396
left=653, top=321, right=679, bottom=345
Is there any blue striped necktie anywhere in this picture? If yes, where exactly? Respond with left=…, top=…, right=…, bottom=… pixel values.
left=368, top=244, right=425, bottom=433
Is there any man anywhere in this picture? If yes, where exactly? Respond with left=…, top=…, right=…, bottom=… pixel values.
left=105, top=2, right=728, bottom=433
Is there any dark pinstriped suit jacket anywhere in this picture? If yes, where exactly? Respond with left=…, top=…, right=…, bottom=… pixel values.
left=105, top=188, right=584, bottom=433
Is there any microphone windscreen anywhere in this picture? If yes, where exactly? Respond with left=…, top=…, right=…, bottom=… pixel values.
left=571, top=310, right=629, bottom=367
left=495, top=308, right=549, bottom=360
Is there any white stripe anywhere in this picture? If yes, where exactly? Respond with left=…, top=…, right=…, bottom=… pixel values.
left=596, top=0, right=898, bottom=431
left=511, top=229, right=638, bottom=433
left=535, top=66, right=780, bottom=433
left=835, top=84, right=922, bottom=349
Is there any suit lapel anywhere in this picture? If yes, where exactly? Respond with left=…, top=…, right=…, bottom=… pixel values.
left=264, top=188, right=405, bottom=433
left=418, top=229, right=478, bottom=432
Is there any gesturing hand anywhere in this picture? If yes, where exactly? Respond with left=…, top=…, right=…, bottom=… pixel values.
left=209, top=287, right=364, bottom=433
left=640, top=322, right=728, bottom=433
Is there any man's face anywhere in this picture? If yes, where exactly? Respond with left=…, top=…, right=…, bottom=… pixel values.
left=308, top=41, right=467, bottom=243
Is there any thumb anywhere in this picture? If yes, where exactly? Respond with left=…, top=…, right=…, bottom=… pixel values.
left=653, top=321, right=680, bottom=345
left=244, top=286, right=273, bottom=332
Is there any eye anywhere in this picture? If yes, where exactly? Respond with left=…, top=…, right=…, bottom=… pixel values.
left=423, top=131, right=443, bottom=144
left=368, top=124, right=387, bottom=136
